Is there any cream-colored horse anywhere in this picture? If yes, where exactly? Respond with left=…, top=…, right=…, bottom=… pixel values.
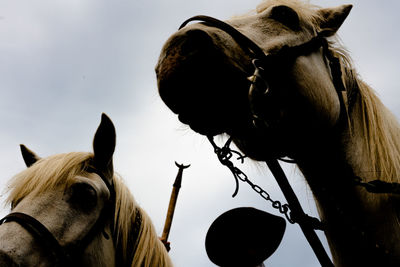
left=0, top=114, right=172, bottom=267
left=156, top=0, right=400, bottom=266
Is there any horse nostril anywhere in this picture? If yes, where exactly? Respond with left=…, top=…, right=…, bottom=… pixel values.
left=181, top=29, right=214, bottom=54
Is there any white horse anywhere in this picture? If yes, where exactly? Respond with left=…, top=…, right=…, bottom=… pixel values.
left=0, top=114, right=173, bottom=267
left=156, top=0, right=400, bottom=266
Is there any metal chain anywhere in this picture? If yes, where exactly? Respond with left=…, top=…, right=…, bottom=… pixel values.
left=207, top=136, right=295, bottom=224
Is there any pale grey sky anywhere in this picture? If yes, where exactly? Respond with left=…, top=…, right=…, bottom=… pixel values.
left=0, top=1, right=399, bottom=266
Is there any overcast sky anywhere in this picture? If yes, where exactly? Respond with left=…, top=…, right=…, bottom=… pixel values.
left=0, top=0, right=399, bottom=266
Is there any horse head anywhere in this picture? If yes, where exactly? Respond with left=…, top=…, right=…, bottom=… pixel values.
left=157, top=1, right=400, bottom=266
left=156, top=0, right=352, bottom=160
left=0, top=114, right=172, bottom=266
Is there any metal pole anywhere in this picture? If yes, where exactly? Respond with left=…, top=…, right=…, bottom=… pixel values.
left=161, top=162, right=190, bottom=248
left=265, top=159, right=334, bottom=267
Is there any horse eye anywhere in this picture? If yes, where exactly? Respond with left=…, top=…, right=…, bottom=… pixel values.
left=68, top=182, right=98, bottom=212
left=270, top=5, right=300, bottom=30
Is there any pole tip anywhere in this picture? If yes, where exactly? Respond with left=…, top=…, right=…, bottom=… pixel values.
left=175, top=161, right=191, bottom=169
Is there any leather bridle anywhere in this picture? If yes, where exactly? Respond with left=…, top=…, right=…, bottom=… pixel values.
left=178, top=15, right=354, bottom=267
left=179, top=15, right=400, bottom=267
left=0, top=169, right=118, bottom=266
left=180, top=15, right=400, bottom=199
left=179, top=15, right=358, bottom=131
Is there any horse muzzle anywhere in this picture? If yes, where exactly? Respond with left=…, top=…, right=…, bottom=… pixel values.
left=156, top=28, right=252, bottom=136
left=0, top=218, right=60, bottom=267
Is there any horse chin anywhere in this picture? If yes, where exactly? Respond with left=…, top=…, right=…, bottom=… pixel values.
left=158, top=66, right=252, bottom=138
left=157, top=57, right=290, bottom=157
left=158, top=57, right=302, bottom=159
left=178, top=114, right=225, bottom=136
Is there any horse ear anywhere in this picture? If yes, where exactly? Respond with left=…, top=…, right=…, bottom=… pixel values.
left=316, top=5, right=352, bottom=36
left=92, top=113, right=116, bottom=181
left=20, top=144, right=41, bottom=167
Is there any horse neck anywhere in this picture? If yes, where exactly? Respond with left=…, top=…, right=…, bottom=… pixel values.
left=294, top=82, right=400, bottom=266
left=112, top=181, right=172, bottom=267
left=127, top=209, right=173, bottom=267
left=294, top=128, right=358, bottom=208
left=295, top=76, right=400, bottom=199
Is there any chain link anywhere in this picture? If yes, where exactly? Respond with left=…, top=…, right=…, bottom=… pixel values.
left=207, top=136, right=296, bottom=224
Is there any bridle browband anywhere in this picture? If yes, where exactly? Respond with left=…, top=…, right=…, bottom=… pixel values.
left=0, top=168, right=129, bottom=266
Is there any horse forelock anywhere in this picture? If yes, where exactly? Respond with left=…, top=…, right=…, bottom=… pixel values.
left=6, top=152, right=93, bottom=207
left=6, top=152, right=172, bottom=267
